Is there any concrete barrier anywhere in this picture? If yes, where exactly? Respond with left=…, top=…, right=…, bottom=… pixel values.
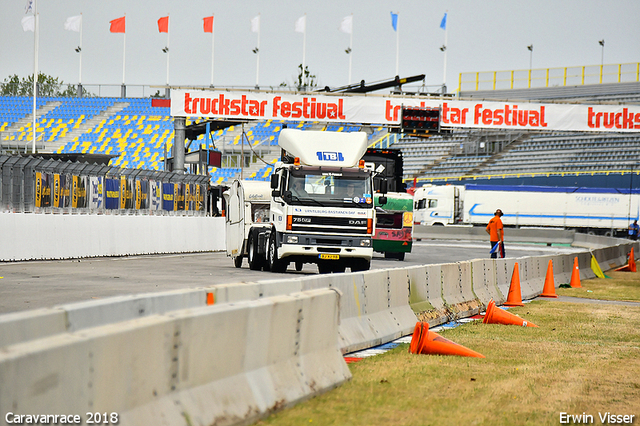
left=0, top=289, right=212, bottom=347
left=0, top=213, right=225, bottom=261
left=0, top=289, right=350, bottom=426
left=470, top=259, right=503, bottom=305
left=440, top=262, right=480, bottom=318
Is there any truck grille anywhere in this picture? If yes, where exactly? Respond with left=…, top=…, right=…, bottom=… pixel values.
left=290, top=215, right=369, bottom=235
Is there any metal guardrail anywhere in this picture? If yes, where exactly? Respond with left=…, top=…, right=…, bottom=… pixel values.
left=0, top=154, right=209, bottom=215
left=459, top=62, right=640, bottom=92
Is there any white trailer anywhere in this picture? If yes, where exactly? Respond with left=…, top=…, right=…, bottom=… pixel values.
left=414, top=183, right=640, bottom=236
left=225, top=129, right=383, bottom=273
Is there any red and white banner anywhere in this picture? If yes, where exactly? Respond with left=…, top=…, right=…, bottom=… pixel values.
left=171, top=89, right=640, bottom=132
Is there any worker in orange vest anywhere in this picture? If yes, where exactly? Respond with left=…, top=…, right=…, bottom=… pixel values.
left=486, top=209, right=504, bottom=258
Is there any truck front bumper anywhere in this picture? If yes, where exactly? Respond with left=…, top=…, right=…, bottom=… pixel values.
left=278, top=233, right=373, bottom=261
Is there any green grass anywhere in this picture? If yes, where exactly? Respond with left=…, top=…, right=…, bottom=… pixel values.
left=557, top=270, right=640, bottom=302
left=258, top=272, right=640, bottom=426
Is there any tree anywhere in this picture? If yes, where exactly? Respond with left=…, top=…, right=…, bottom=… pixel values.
left=280, top=64, right=318, bottom=92
left=1, top=73, right=92, bottom=97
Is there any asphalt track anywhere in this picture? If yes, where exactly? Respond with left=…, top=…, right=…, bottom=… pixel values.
left=0, top=240, right=584, bottom=315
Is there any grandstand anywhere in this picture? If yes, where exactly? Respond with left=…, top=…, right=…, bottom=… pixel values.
left=0, top=96, right=390, bottom=185
left=1, top=72, right=639, bottom=187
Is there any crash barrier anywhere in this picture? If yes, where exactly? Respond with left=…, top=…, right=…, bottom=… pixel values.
left=0, top=234, right=637, bottom=425
left=0, top=213, right=225, bottom=261
left=0, top=288, right=351, bottom=426
left=413, top=224, right=576, bottom=244
left=0, top=154, right=208, bottom=214
left=213, top=269, right=418, bottom=354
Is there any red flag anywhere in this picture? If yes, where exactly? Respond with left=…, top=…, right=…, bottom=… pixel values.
left=109, top=16, right=125, bottom=33
left=203, top=16, right=214, bottom=33
left=158, top=16, right=169, bottom=33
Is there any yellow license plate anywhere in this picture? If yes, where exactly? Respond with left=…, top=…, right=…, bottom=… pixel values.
left=319, top=254, right=339, bottom=260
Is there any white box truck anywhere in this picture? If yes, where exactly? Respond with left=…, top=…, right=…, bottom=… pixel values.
left=413, top=183, right=639, bottom=236
left=225, top=129, right=385, bottom=273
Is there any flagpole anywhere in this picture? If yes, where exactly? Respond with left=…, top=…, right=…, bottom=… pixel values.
left=443, top=23, right=448, bottom=89
left=79, top=14, right=83, bottom=87
left=31, top=0, right=38, bottom=154
left=395, top=14, right=399, bottom=77
left=122, top=15, right=126, bottom=94
left=256, top=15, right=260, bottom=89
left=166, top=15, right=170, bottom=88
left=302, top=14, right=307, bottom=90
left=210, top=19, right=215, bottom=87
left=348, top=15, right=353, bottom=85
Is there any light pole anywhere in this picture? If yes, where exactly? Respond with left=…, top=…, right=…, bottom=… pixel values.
left=598, top=39, right=605, bottom=83
left=527, top=45, right=533, bottom=88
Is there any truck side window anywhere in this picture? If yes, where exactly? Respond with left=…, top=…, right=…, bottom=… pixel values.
left=428, top=199, right=438, bottom=208
left=416, top=199, right=426, bottom=210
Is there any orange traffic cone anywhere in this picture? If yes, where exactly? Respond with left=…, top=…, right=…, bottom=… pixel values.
left=616, top=247, right=637, bottom=272
left=482, top=299, right=538, bottom=327
left=570, top=257, right=582, bottom=288
left=540, top=259, right=558, bottom=298
left=409, top=322, right=428, bottom=354
left=503, top=262, right=524, bottom=307
left=419, top=330, right=485, bottom=358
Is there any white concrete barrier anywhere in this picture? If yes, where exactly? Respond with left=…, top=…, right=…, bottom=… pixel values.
left=0, top=289, right=350, bottom=426
left=0, top=289, right=211, bottom=347
left=470, top=259, right=503, bottom=305
left=0, top=213, right=225, bottom=261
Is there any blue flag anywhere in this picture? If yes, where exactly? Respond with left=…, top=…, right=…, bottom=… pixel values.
left=390, top=12, right=398, bottom=31
left=440, top=13, right=447, bottom=30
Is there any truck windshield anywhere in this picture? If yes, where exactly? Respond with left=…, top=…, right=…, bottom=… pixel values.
left=287, top=170, right=373, bottom=208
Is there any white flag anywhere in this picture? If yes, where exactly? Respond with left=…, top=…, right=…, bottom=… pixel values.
left=340, top=15, right=352, bottom=34
left=295, top=15, right=306, bottom=33
left=250, top=15, right=260, bottom=33
left=21, top=15, right=35, bottom=32
left=64, top=15, right=82, bottom=32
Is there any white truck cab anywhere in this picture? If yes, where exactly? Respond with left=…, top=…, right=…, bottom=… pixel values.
left=226, top=129, right=383, bottom=274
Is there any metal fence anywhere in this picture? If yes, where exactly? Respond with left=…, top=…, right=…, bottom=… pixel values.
left=0, top=155, right=209, bottom=215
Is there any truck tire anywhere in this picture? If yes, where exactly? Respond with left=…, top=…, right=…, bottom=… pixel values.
left=295, top=261, right=303, bottom=272
left=350, top=258, right=371, bottom=272
left=248, top=232, right=262, bottom=271
left=268, top=232, right=287, bottom=273
left=396, top=252, right=405, bottom=261
left=233, top=256, right=243, bottom=268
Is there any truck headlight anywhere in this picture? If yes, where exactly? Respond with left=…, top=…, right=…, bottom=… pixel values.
left=360, top=239, right=371, bottom=247
left=285, top=235, right=299, bottom=244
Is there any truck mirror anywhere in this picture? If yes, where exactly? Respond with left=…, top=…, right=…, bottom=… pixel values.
left=270, top=174, right=279, bottom=189
left=380, top=179, right=388, bottom=194
left=379, top=196, right=388, bottom=205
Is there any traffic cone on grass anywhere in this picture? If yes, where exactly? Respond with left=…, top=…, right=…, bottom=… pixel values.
left=540, top=259, right=558, bottom=298
left=482, top=299, right=538, bottom=327
left=615, top=247, right=637, bottom=272
left=409, top=321, right=428, bottom=354
left=570, top=257, right=582, bottom=288
left=409, top=321, right=485, bottom=358
left=503, top=262, right=524, bottom=307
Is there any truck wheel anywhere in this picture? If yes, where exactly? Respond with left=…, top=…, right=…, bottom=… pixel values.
left=295, top=261, right=303, bottom=272
left=233, top=256, right=243, bottom=268
left=396, top=252, right=405, bottom=261
left=268, top=233, right=287, bottom=273
left=350, top=259, right=371, bottom=272
left=248, top=232, right=262, bottom=271
left=317, top=262, right=332, bottom=274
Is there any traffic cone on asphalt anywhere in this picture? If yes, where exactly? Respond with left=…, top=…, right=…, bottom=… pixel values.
left=540, top=259, right=558, bottom=298
left=409, top=322, right=428, bottom=354
left=409, top=321, right=485, bottom=358
left=616, top=247, right=637, bottom=272
left=482, top=299, right=538, bottom=328
left=503, top=262, right=524, bottom=307
left=570, top=257, right=582, bottom=288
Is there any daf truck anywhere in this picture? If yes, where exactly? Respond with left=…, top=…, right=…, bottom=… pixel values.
left=225, top=129, right=385, bottom=273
